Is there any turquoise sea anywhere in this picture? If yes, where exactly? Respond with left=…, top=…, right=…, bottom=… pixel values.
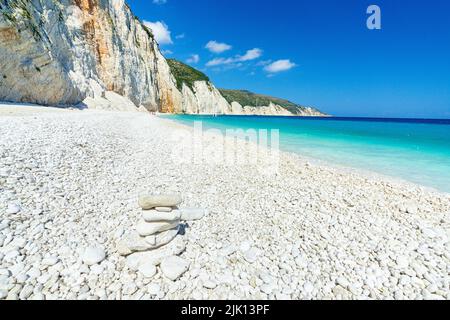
left=163, top=115, right=450, bottom=193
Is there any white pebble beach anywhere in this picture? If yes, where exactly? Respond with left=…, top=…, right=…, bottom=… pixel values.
left=0, top=104, right=449, bottom=300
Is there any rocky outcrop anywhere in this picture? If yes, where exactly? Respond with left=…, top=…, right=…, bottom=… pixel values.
left=0, top=0, right=183, bottom=111
left=180, top=81, right=231, bottom=114
left=227, top=102, right=324, bottom=116
left=0, top=0, right=155, bottom=109
left=0, top=0, right=326, bottom=116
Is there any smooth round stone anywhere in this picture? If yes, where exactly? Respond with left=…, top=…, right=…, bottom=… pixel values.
left=136, top=220, right=179, bottom=237
left=0, top=289, right=8, bottom=299
left=81, top=247, right=106, bottom=266
left=138, top=263, right=157, bottom=278
left=303, top=282, right=314, bottom=293
left=148, top=283, right=161, bottom=295
left=180, top=208, right=208, bottom=221
left=404, top=201, right=418, bottom=214
left=125, top=237, right=186, bottom=271
left=90, top=264, right=104, bottom=275
left=0, top=169, right=10, bottom=177
left=42, top=257, right=59, bottom=266
left=138, top=194, right=182, bottom=210
left=203, top=279, right=217, bottom=289
left=260, top=284, right=273, bottom=294
left=243, top=248, right=259, bottom=263
left=117, top=232, right=149, bottom=255
left=117, top=227, right=180, bottom=255
left=145, top=227, right=179, bottom=247
left=6, top=203, right=21, bottom=215
left=160, top=256, right=190, bottom=281
left=396, top=256, right=409, bottom=269
left=240, top=241, right=252, bottom=253
left=19, top=285, right=33, bottom=299
left=142, top=210, right=181, bottom=222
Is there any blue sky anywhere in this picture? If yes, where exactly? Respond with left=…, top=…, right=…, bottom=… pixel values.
left=127, top=0, right=450, bottom=118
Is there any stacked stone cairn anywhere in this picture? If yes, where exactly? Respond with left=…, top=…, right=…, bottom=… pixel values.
left=117, top=194, right=207, bottom=281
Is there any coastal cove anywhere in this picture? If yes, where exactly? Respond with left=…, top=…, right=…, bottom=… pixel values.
left=162, top=115, right=450, bottom=194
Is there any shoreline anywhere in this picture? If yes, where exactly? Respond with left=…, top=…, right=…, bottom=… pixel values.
left=158, top=115, right=450, bottom=197
left=1, top=105, right=449, bottom=300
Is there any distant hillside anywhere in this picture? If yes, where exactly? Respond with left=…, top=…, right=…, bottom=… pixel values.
left=219, top=89, right=323, bottom=115
left=165, top=59, right=326, bottom=116
left=166, top=59, right=209, bottom=91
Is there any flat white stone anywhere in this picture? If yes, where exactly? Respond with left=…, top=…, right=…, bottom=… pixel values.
left=147, top=283, right=161, bottom=295
left=138, top=194, right=182, bottom=210
left=138, top=262, right=157, bottom=278
left=0, top=289, right=7, bottom=299
left=42, top=257, right=59, bottom=266
left=125, top=236, right=186, bottom=271
left=136, top=220, right=179, bottom=236
left=180, top=208, right=208, bottom=221
left=6, top=203, right=21, bottom=214
left=160, top=256, right=190, bottom=281
left=142, top=210, right=181, bottom=222
left=203, top=279, right=217, bottom=289
left=82, top=247, right=105, bottom=266
left=396, top=256, right=409, bottom=269
left=243, top=248, right=259, bottom=263
left=118, top=227, right=180, bottom=255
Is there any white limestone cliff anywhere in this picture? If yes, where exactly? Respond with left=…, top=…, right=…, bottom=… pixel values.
left=0, top=0, right=325, bottom=116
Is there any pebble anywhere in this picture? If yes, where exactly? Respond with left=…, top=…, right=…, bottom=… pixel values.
left=243, top=248, right=259, bottom=263
left=148, top=283, right=161, bottom=296
left=180, top=208, right=208, bottom=221
left=203, top=279, right=217, bottom=289
left=405, top=201, right=418, bottom=214
left=138, top=263, right=157, bottom=278
left=136, top=220, right=179, bottom=237
left=303, top=282, right=314, bottom=294
left=142, top=210, right=181, bottom=222
left=0, top=108, right=448, bottom=300
left=240, top=241, right=252, bottom=252
left=90, top=264, right=104, bottom=275
left=42, top=257, right=59, bottom=266
left=81, top=247, right=106, bottom=266
left=0, top=289, right=8, bottom=299
left=138, top=194, right=182, bottom=210
left=19, top=285, right=34, bottom=299
left=396, top=256, right=409, bottom=269
left=6, top=203, right=21, bottom=214
left=160, top=256, right=190, bottom=281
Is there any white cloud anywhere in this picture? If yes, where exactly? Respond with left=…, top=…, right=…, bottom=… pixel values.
left=153, top=0, right=167, bottom=4
left=264, top=59, right=296, bottom=73
left=161, top=49, right=173, bottom=55
left=238, top=48, right=262, bottom=61
left=205, top=40, right=232, bottom=53
left=205, top=48, right=263, bottom=67
left=206, top=57, right=235, bottom=67
left=175, top=33, right=185, bottom=39
left=186, top=54, right=200, bottom=64
left=143, top=21, right=172, bottom=45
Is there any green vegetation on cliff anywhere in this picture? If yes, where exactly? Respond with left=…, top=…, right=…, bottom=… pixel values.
left=166, top=59, right=209, bottom=91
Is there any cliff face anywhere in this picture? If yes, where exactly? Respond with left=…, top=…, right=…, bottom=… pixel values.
left=0, top=0, right=181, bottom=111
left=0, top=0, right=326, bottom=116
